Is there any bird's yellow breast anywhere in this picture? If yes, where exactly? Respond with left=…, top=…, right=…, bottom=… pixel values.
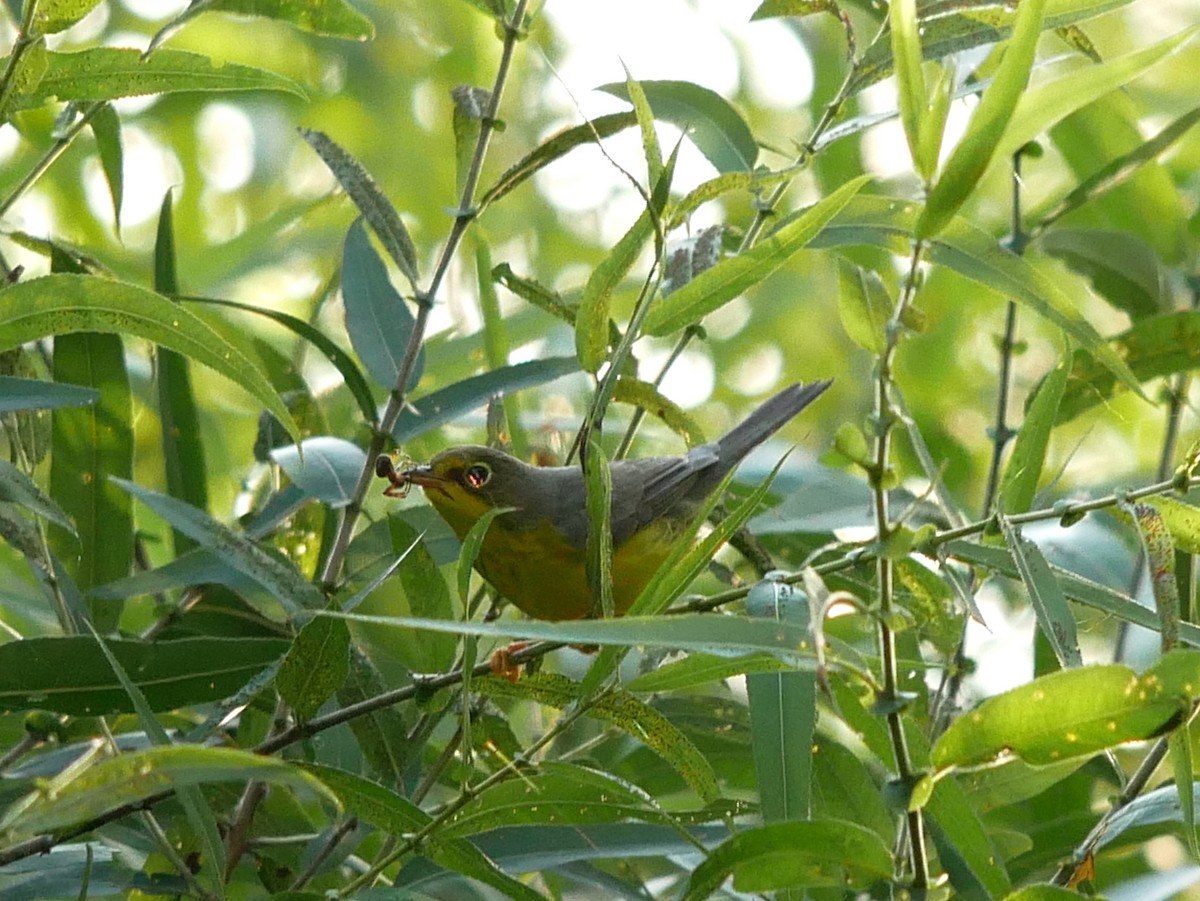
left=428, top=488, right=681, bottom=620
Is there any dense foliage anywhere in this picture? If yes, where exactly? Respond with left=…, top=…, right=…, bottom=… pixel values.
left=1, top=0, right=1199, bottom=898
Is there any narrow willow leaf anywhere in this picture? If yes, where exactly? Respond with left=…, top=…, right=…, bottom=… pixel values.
left=336, top=650, right=411, bottom=783
left=946, top=539, right=1200, bottom=647
left=0, top=273, right=301, bottom=444
left=932, top=650, right=1200, bottom=770
left=300, top=763, right=544, bottom=901
left=479, top=674, right=720, bottom=803
left=1133, top=503, right=1180, bottom=651
left=1036, top=104, right=1200, bottom=238
left=890, top=0, right=928, bottom=177
left=626, top=651, right=791, bottom=692
left=918, top=0, right=1046, bottom=237
left=998, top=355, right=1069, bottom=515
left=682, top=819, right=893, bottom=898
left=1170, top=729, right=1199, bottom=859
left=643, top=175, right=870, bottom=336
left=1040, top=229, right=1168, bottom=320
left=0, top=458, right=72, bottom=531
left=746, top=579, right=815, bottom=822
left=155, top=192, right=208, bottom=558
left=327, top=610, right=815, bottom=663
left=576, top=208, right=652, bottom=372
left=86, top=626, right=227, bottom=897
left=112, top=478, right=323, bottom=613
left=12, top=47, right=305, bottom=109
left=49, top=332, right=131, bottom=631
left=275, top=616, right=350, bottom=719
left=611, top=377, right=705, bottom=447
left=998, top=516, right=1082, bottom=669
left=836, top=260, right=889, bottom=354
left=387, top=516, right=456, bottom=672
left=269, top=437, right=367, bottom=508
left=204, top=0, right=374, bottom=39
left=301, top=130, right=419, bottom=288
left=1, top=745, right=336, bottom=836
left=89, top=102, right=122, bottom=233
left=456, top=504, right=515, bottom=605
left=392, top=357, right=579, bottom=443
left=623, top=67, right=662, bottom=183
left=599, top=79, right=758, bottom=174
left=342, top=218, right=424, bottom=391
left=993, top=25, right=1199, bottom=169
left=583, top=435, right=615, bottom=618
left=35, top=0, right=104, bottom=34
left=479, top=111, right=638, bottom=209
left=1056, top=310, right=1200, bottom=422
left=850, top=0, right=1132, bottom=92
left=0, top=375, right=97, bottom=412
left=0, top=635, right=288, bottom=715
left=179, top=294, right=377, bottom=426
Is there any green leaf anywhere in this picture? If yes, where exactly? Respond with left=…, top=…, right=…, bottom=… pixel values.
left=1, top=745, right=336, bottom=836
left=576, top=208, right=652, bottom=372
left=88, top=102, right=122, bottom=233
left=12, top=47, right=305, bottom=108
left=1142, top=496, right=1200, bottom=556
left=0, top=458, right=72, bottom=531
left=34, top=0, right=104, bottom=34
left=1132, top=502, right=1181, bottom=651
left=299, top=763, right=543, bottom=901
left=583, top=435, right=615, bottom=618
left=326, top=610, right=815, bottom=663
left=642, top=175, right=870, bottom=336
left=993, top=25, right=1200, bottom=169
left=269, top=437, right=367, bottom=508
left=1171, top=728, right=1199, bottom=859
left=681, top=819, right=893, bottom=898
left=112, top=478, right=323, bottom=615
left=336, top=650, right=411, bottom=783
left=275, top=616, right=350, bottom=719
left=479, top=111, right=638, bottom=210
left=0, top=273, right=301, bottom=445
left=932, top=650, right=1200, bottom=770
left=751, top=0, right=836, bottom=21
left=1056, top=310, right=1200, bottom=422
left=745, top=579, right=815, bottom=822
left=626, top=651, right=792, bottom=693
left=0, top=636, right=288, bottom=715
left=178, top=294, right=377, bottom=427
left=203, top=0, right=374, bottom=39
left=1040, top=229, right=1168, bottom=320
left=809, top=195, right=1140, bottom=394
left=0, top=375, right=98, bottom=412
left=342, top=218, right=424, bottom=391
left=998, top=516, right=1082, bottom=668
left=599, top=79, right=758, bottom=174
left=890, top=0, right=928, bottom=178
left=85, top=626, right=227, bottom=898
left=478, top=676, right=720, bottom=803
left=392, top=357, right=579, bottom=443
left=998, top=355, right=1069, bottom=515
left=301, top=130, right=420, bottom=288
left=49, top=332, right=131, bottom=631
left=611, top=377, right=705, bottom=446
left=836, top=260, right=890, bottom=354
left=917, top=0, right=1046, bottom=237
left=623, top=67, right=663, bottom=183
left=388, top=516, right=456, bottom=672
left=155, top=193, right=208, bottom=558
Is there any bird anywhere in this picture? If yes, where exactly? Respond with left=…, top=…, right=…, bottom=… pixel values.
left=382, top=379, right=831, bottom=622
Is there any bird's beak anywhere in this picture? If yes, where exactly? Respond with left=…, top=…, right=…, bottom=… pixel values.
left=400, top=464, right=451, bottom=492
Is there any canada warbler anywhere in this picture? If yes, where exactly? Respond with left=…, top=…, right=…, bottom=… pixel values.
left=393, top=379, right=831, bottom=621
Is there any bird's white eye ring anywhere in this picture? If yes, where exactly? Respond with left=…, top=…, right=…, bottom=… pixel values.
left=464, top=463, right=491, bottom=489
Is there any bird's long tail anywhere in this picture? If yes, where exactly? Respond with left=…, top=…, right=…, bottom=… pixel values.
left=716, top=379, right=832, bottom=466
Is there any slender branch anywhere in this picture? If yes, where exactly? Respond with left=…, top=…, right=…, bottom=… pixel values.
left=317, top=0, right=530, bottom=591
left=871, top=238, right=930, bottom=887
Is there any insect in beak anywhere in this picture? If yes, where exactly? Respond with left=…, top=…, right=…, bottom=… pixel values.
left=375, top=453, right=415, bottom=498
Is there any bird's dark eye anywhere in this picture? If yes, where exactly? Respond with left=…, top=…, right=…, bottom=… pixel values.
left=463, top=463, right=491, bottom=489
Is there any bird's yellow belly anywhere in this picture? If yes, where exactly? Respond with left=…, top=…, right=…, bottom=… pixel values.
left=475, top=518, right=680, bottom=621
